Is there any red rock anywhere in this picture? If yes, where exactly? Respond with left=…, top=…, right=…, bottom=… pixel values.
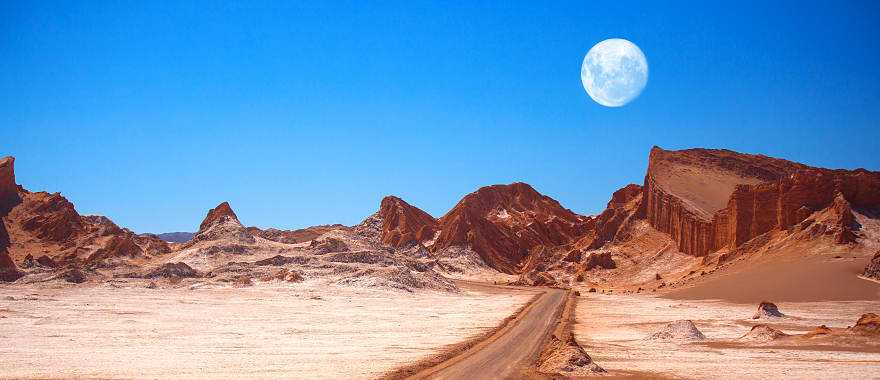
left=0, top=248, right=23, bottom=282
left=36, top=255, right=58, bottom=268
left=0, top=158, right=169, bottom=266
left=16, top=192, right=84, bottom=243
left=851, top=313, right=880, bottom=335
left=0, top=156, right=20, bottom=213
left=377, top=196, right=437, bottom=248
left=643, top=147, right=880, bottom=256
left=584, top=251, right=616, bottom=270
left=864, top=251, right=880, bottom=281
left=199, top=202, right=239, bottom=232
left=574, top=184, right=642, bottom=250
left=430, top=183, right=591, bottom=274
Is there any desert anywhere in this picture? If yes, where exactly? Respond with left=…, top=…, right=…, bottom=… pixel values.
left=2, top=146, right=879, bottom=379
left=4, top=3, right=880, bottom=378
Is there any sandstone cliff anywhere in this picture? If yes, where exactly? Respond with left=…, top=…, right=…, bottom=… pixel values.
left=642, top=147, right=879, bottom=257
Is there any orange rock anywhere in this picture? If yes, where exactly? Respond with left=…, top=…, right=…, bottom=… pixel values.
left=377, top=196, right=437, bottom=248
left=199, top=202, right=239, bottom=232
left=431, top=183, right=591, bottom=274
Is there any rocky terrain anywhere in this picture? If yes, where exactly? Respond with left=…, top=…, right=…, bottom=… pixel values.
left=3, top=146, right=879, bottom=299
left=1, top=146, right=879, bottom=379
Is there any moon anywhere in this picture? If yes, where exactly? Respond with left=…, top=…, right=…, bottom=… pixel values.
left=581, top=38, right=648, bottom=107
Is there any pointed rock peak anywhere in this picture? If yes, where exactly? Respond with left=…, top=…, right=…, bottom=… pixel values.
left=0, top=156, right=19, bottom=213
left=199, top=201, right=240, bottom=232
left=608, top=184, right=643, bottom=207
left=377, top=195, right=437, bottom=248
left=379, top=195, right=433, bottom=218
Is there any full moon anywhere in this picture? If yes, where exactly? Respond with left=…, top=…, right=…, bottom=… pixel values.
left=581, top=38, right=648, bottom=107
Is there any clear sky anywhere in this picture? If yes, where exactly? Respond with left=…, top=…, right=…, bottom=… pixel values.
left=2, top=1, right=879, bottom=233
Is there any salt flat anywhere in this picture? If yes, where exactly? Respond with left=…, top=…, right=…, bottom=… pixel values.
left=0, top=281, right=533, bottom=379
left=574, top=293, right=880, bottom=379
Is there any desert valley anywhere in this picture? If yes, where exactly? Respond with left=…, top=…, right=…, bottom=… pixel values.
left=1, top=146, right=878, bottom=379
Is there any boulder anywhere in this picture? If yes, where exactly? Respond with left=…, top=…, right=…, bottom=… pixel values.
left=0, top=250, right=23, bottom=282
left=752, top=301, right=784, bottom=319
left=850, top=313, right=880, bottom=335
left=60, top=268, right=86, bottom=284
left=864, top=251, right=880, bottom=281
left=36, top=255, right=58, bottom=268
left=584, top=251, right=616, bottom=270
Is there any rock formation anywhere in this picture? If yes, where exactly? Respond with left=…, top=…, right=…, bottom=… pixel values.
left=0, top=156, right=21, bottom=213
left=431, top=183, right=591, bottom=273
left=752, top=301, right=785, bottom=319
left=646, top=320, right=706, bottom=341
left=188, top=202, right=254, bottom=245
left=738, top=324, right=788, bottom=343
left=572, top=184, right=643, bottom=251
left=377, top=196, right=437, bottom=248
left=850, top=313, right=880, bottom=335
left=642, top=147, right=880, bottom=257
left=0, top=157, right=170, bottom=270
left=0, top=248, right=23, bottom=282
left=864, top=251, right=880, bottom=281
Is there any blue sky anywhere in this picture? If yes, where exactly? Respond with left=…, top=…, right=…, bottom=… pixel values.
left=2, top=1, right=879, bottom=233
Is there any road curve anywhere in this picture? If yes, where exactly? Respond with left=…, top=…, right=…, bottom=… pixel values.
left=419, top=287, right=567, bottom=380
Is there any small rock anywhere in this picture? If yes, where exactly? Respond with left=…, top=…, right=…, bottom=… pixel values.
left=646, top=320, right=706, bottom=341
left=752, top=301, right=784, bottom=319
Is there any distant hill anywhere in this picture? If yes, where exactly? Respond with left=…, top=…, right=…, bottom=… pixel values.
left=155, top=232, right=195, bottom=243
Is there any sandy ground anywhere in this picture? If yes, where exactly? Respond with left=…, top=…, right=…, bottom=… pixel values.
left=574, top=293, right=880, bottom=379
left=0, top=281, right=532, bottom=379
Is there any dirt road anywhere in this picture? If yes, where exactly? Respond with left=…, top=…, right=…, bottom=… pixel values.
left=419, top=287, right=567, bottom=380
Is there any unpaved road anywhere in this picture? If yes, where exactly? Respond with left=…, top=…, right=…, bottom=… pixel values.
left=422, top=287, right=567, bottom=380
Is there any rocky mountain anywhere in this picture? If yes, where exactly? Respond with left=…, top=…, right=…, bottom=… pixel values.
left=430, top=183, right=591, bottom=274
left=376, top=196, right=437, bottom=248
left=0, top=156, right=170, bottom=278
left=187, top=202, right=254, bottom=245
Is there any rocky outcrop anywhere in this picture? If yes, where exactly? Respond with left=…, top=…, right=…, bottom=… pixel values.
left=431, top=183, right=591, bottom=274
left=0, top=158, right=170, bottom=267
left=377, top=196, right=437, bottom=248
left=643, top=147, right=880, bottom=257
left=199, top=202, right=238, bottom=231
left=864, top=252, right=880, bottom=281
left=752, top=301, right=784, bottom=319
left=0, top=156, right=20, bottom=213
left=0, top=249, right=23, bottom=282
left=14, top=192, right=85, bottom=243
left=850, top=313, right=880, bottom=336
left=189, top=202, right=254, bottom=244
left=738, top=324, right=788, bottom=343
left=584, top=251, right=616, bottom=270
left=646, top=320, right=706, bottom=341
left=574, top=184, right=642, bottom=251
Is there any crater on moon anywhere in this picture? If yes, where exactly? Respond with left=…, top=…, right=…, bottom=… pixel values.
left=581, top=38, right=648, bottom=107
